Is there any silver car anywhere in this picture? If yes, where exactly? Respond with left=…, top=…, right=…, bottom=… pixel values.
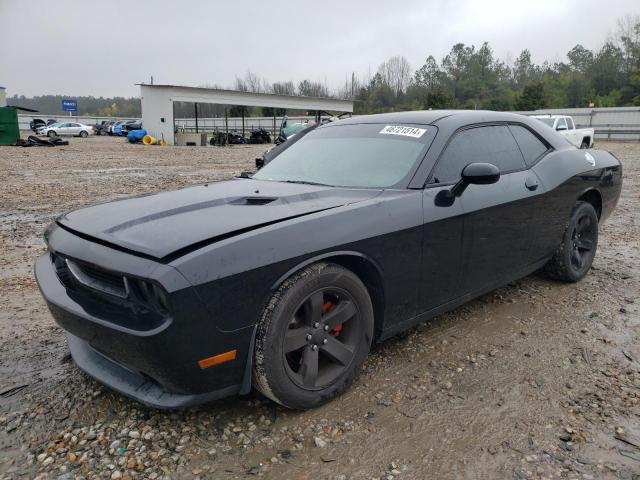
left=39, top=122, right=94, bottom=138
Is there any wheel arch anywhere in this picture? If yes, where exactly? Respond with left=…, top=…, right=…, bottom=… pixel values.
left=577, top=188, right=602, bottom=219
left=269, top=251, right=386, bottom=340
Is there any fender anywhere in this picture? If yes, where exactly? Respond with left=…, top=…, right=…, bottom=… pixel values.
left=575, top=186, right=602, bottom=212
left=268, top=250, right=385, bottom=295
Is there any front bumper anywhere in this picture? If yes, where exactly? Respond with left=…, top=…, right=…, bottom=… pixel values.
left=35, top=225, right=255, bottom=408
left=64, top=331, right=240, bottom=408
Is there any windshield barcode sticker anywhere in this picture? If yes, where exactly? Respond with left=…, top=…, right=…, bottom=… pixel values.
left=379, top=125, right=426, bottom=138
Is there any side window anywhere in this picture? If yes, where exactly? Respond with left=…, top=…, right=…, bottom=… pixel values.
left=431, top=125, right=526, bottom=183
left=566, top=117, right=575, bottom=129
left=508, top=125, right=549, bottom=166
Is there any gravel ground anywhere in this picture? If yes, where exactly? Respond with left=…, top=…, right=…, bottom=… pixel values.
left=0, top=136, right=639, bottom=480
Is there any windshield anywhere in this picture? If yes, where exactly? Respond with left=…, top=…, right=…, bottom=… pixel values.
left=535, top=117, right=555, bottom=127
left=253, top=123, right=432, bottom=188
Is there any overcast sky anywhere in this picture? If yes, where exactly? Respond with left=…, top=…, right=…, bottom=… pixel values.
left=1, top=0, right=638, bottom=98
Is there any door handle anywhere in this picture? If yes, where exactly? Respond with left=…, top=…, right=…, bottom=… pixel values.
left=525, top=177, right=539, bottom=191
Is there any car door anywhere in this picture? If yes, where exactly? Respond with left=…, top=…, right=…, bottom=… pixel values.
left=565, top=117, right=580, bottom=146
left=419, top=187, right=464, bottom=311
left=60, top=123, right=73, bottom=136
left=429, top=125, right=538, bottom=294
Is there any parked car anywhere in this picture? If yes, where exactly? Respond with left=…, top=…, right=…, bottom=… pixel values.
left=533, top=115, right=594, bottom=149
left=120, top=120, right=142, bottom=136
left=29, top=118, right=46, bottom=132
left=113, top=120, right=139, bottom=136
left=40, top=122, right=94, bottom=138
left=108, top=120, right=128, bottom=136
left=102, top=121, right=117, bottom=135
left=93, top=121, right=113, bottom=136
left=35, top=110, right=621, bottom=410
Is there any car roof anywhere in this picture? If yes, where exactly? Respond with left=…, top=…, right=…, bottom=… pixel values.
left=331, top=110, right=541, bottom=127
left=333, top=110, right=458, bottom=126
left=324, top=110, right=572, bottom=151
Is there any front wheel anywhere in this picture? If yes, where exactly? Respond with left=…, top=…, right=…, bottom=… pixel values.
left=253, top=262, right=374, bottom=409
left=544, top=201, right=598, bottom=282
left=47, top=130, right=57, bottom=138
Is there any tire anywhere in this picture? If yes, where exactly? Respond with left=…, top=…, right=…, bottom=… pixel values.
left=544, top=201, right=598, bottom=282
left=253, top=262, right=374, bottom=409
left=580, top=139, right=589, bottom=149
left=47, top=130, right=57, bottom=138
left=79, top=131, right=88, bottom=138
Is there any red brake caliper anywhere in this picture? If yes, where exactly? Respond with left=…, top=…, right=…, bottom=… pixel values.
left=322, top=301, right=342, bottom=335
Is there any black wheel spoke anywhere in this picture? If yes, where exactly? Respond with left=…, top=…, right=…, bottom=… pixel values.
left=577, top=216, right=592, bottom=235
left=571, top=248, right=582, bottom=266
left=321, top=336, right=354, bottom=366
left=300, top=347, right=319, bottom=387
left=323, top=300, right=356, bottom=329
left=306, top=291, right=324, bottom=326
left=577, top=238, right=593, bottom=251
left=284, top=328, right=311, bottom=353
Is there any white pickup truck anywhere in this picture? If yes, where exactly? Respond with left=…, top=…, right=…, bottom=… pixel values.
left=532, top=115, right=594, bottom=149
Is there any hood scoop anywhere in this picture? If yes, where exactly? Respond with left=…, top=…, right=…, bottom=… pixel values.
left=230, top=196, right=278, bottom=206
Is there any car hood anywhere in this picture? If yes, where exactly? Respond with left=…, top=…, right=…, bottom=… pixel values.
left=57, top=179, right=380, bottom=260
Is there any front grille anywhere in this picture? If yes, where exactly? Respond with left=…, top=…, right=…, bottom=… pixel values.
left=50, top=252, right=171, bottom=330
left=64, top=257, right=128, bottom=298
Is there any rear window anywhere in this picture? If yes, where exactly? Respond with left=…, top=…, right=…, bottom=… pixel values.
left=508, top=125, right=549, bottom=166
left=253, top=123, right=434, bottom=188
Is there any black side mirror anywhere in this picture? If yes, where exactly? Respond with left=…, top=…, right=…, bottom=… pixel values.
left=435, top=163, right=500, bottom=206
left=451, top=162, right=500, bottom=196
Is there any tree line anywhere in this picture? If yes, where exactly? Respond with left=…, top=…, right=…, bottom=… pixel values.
left=9, top=14, right=640, bottom=117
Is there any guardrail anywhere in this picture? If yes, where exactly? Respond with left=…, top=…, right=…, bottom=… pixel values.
left=594, top=128, right=640, bottom=141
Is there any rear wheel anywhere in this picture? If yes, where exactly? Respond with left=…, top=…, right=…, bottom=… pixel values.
left=79, top=130, right=88, bottom=138
left=253, top=262, right=374, bottom=409
left=544, top=201, right=598, bottom=282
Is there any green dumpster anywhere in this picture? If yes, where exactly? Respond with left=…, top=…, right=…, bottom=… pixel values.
left=0, top=107, right=20, bottom=145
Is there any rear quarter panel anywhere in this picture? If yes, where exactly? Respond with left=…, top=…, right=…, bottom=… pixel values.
left=530, top=148, right=622, bottom=261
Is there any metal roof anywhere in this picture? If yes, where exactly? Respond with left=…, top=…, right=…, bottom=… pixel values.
left=137, top=83, right=353, bottom=112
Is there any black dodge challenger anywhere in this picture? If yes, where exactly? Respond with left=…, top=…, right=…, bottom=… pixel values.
left=36, top=111, right=622, bottom=410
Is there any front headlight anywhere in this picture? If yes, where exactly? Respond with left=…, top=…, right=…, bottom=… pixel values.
left=127, top=278, right=170, bottom=316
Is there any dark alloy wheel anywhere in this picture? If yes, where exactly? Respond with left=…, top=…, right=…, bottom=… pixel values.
left=284, top=288, right=360, bottom=390
left=545, top=201, right=598, bottom=282
left=253, top=262, right=373, bottom=409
